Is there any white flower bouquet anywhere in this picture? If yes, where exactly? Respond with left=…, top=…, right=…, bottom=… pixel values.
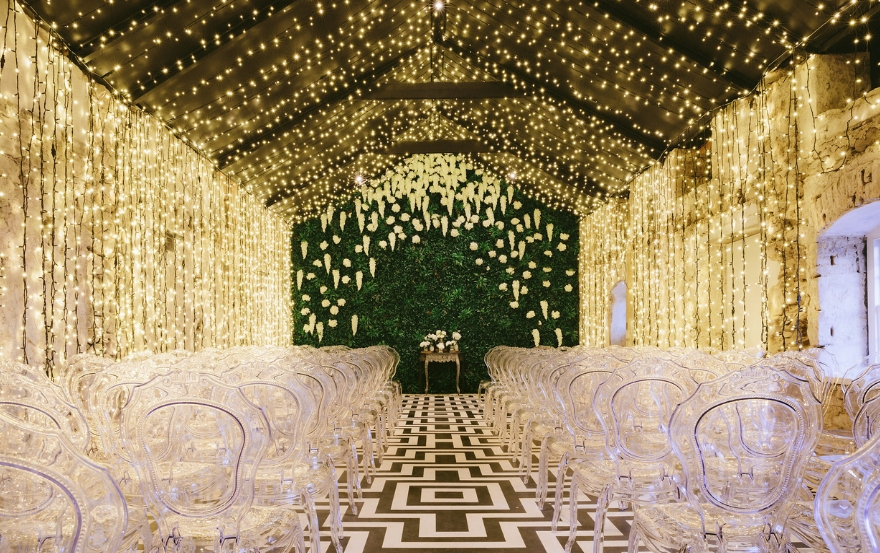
left=421, top=330, right=461, bottom=352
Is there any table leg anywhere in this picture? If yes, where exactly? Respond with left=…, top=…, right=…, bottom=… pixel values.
left=455, top=357, right=461, bottom=394
left=424, top=359, right=430, bottom=394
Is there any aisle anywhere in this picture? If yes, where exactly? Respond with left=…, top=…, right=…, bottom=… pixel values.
left=327, top=394, right=635, bottom=553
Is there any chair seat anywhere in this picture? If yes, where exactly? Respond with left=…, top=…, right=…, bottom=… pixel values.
left=161, top=505, right=301, bottom=552
left=636, top=502, right=781, bottom=553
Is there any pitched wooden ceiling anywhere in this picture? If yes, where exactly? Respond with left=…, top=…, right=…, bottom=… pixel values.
left=19, top=0, right=880, bottom=220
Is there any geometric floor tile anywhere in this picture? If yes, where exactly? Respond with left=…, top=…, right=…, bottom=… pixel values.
left=311, top=394, right=813, bottom=553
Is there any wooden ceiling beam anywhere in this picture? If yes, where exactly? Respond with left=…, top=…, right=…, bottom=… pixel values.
left=363, top=81, right=524, bottom=100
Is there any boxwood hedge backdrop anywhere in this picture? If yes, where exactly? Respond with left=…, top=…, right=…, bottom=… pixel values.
left=291, top=154, right=580, bottom=393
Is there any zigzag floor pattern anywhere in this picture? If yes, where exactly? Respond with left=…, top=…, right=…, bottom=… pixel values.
left=312, top=394, right=813, bottom=553
left=312, top=394, right=630, bottom=553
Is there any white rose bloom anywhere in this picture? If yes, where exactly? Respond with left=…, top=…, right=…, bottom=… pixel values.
left=488, top=250, right=497, bottom=258
left=330, top=306, right=339, bottom=315
left=379, top=240, right=388, bottom=249
left=543, top=267, right=552, bottom=272
left=322, top=299, right=331, bottom=307
left=320, top=241, right=329, bottom=250
left=528, top=261, right=537, bottom=269
left=496, top=221, right=505, bottom=230
left=328, top=319, right=338, bottom=328
left=412, top=235, right=421, bottom=243
left=343, top=258, right=352, bottom=267
left=482, top=220, right=492, bottom=227
left=566, top=269, right=576, bottom=276
left=319, top=286, right=328, bottom=294
left=510, top=301, right=519, bottom=309
left=523, top=271, right=532, bottom=279
left=332, top=235, right=341, bottom=244
left=526, top=310, right=536, bottom=319
left=496, top=239, right=505, bottom=248
left=400, top=213, right=411, bottom=221
left=520, top=285, right=528, bottom=295
left=544, top=251, right=553, bottom=257
left=533, top=233, right=543, bottom=241
left=511, top=218, right=521, bottom=225
left=386, top=216, right=396, bottom=225
left=342, top=275, right=351, bottom=284
left=313, top=259, right=323, bottom=267
left=506, top=267, right=515, bottom=275
left=565, top=284, right=573, bottom=292
left=450, top=229, right=460, bottom=237
left=464, top=222, right=474, bottom=230
left=510, top=251, right=519, bottom=258
left=526, top=236, right=535, bottom=243
left=300, top=308, right=311, bottom=316
left=516, top=224, right=524, bottom=233
left=392, top=203, right=401, bottom=213
left=513, top=200, right=522, bottom=210
left=543, top=280, right=551, bottom=288
left=355, top=245, right=364, bottom=253
left=499, top=283, right=509, bottom=291
left=552, top=310, right=561, bottom=319
left=499, top=255, right=508, bottom=263
left=560, top=233, right=570, bottom=241
left=469, top=242, right=479, bottom=251
left=306, top=272, right=316, bottom=280
left=475, top=258, right=484, bottom=266
left=302, top=294, right=311, bottom=302
left=558, top=243, right=567, bottom=251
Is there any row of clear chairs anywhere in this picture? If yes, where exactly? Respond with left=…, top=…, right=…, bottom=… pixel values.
left=480, top=345, right=880, bottom=553
left=0, top=344, right=401, bottom=553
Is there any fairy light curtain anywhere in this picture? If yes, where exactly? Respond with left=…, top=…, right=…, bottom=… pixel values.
left=0, top=3, right=292, bottom=374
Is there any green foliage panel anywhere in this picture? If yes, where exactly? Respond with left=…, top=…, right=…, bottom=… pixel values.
left=291, top=155, right=580, bottom=393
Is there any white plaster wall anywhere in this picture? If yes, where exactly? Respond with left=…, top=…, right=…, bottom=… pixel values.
left=816, top=235, right=867, bottom=374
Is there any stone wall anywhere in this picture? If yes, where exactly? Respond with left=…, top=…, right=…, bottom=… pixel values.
left=0, top=3, right=292, bottom=374
left=579, top=52, right=880, bottom=376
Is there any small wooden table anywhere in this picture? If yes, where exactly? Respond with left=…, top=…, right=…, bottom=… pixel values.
left=421, top=351, right=462, bottom=394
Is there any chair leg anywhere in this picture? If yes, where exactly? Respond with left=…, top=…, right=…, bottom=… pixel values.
left=551, top=452, right=570, bottom=531
left=592, top=485, right=611, bottom=553
left=520, top=418, right=535, bottom=481
left=349, top=439, right=364, bottom=498
left=535, top=437, right=552, bottom=507
left=303, top=493, right=322, bottom=553
left=627, top=518, right=640, bottom=553
left=564, top=478, right=580, bottom=553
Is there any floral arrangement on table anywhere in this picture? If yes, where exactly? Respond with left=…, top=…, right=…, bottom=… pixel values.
left=421, top=330, right=461, bottom=352
left=291, top=153, right=580, bottom=393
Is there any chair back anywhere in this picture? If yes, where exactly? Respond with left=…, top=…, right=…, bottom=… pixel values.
left=0, top=411, right=127, bottom=553
left=816, top=432, right=880, bottom=553
left=670, top=366, right=821, bottom=530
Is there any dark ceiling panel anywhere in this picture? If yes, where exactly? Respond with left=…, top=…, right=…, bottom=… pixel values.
left=18, top=0, right=878, bottom=220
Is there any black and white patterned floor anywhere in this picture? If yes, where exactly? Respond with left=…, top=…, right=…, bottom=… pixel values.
left=314, top=394, right=632, bottom=553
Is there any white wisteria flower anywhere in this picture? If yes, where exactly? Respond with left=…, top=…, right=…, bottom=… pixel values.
left=546, top=223, right=554, bottom=241
left=330, top=306, right=339, bottom=315
left=469, top=242, right=479, bottom=251
left=369, top=258, right=377, bottom=277
left=532, top=328, right=540, bottom=346
left=356, top=271, right=364, bottom=290
left=300, top=308, right=311, bottom=316
left=564, top=284, right=573, bottom=292
left=557, top=243, right=567, bottom=251
left=320, top=241, right=329, bottom=250
left=352, top=314, right=359, bottom=336
left=389, top=233, right=397, bottom=251
left=526, top=310, right=536, bottom=319
left=510, top=301, right=519, bottom=309
left=543, top=280, right=551, bottom=288
left=332, top=270, right=340, bottom=288
left=533, top=209, right=541, bottom=229
left=498, top=282, right=509, bottom=291
left=540, top=300, right=549, bottom=320
left=322, top=299, right=331, bottom=307
left=475, top=258, right=484, bottom=266
left=555, top=328, right=563, bottom=347
left=297, top=269, right=304, bottom=290
left=328, top=319, right=338, bottom=328
left=301, top=241, right=308, bottom=259
left=524, top=214, right=531, bottom=229
left=340, top=211, right=347, bottom=231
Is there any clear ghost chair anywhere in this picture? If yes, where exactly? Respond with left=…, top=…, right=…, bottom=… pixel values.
left=120, top=370, right=303, bottom=553
left=814, top=430, right=880, bottom=553
left=630, top=365, right=822, bottom=553
left=845, top=359, right=880, bottom=421
left=479, top=346, right=513, bottom=423
left=545, top=350, right=637, bottom=529
left=565, top=357, right=699, bottom=553
left=853, top=394, right=880, bottom=448
left=0, top=410, right=127, bottom=552
left=222, top=359, right=339, bottom=553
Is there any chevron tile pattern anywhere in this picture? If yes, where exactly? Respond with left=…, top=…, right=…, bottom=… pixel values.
left=311, top=394, right=814, bottom=553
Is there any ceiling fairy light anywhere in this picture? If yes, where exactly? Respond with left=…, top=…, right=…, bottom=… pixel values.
left=433, top=1, right=445, bottom=11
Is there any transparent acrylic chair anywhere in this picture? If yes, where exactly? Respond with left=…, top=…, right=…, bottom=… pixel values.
left=0, top=410, right=127, bottom=552
left=120, top=370, right=304, bottom=553
left=814, top=430, right=880, bottom=553
left=630, top=365, right=822, bottom=553
left=565, top=357, right=699, bottom=553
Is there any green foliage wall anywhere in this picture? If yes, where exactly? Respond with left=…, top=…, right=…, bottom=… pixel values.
left=291, top=154, right=580, bottom=393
